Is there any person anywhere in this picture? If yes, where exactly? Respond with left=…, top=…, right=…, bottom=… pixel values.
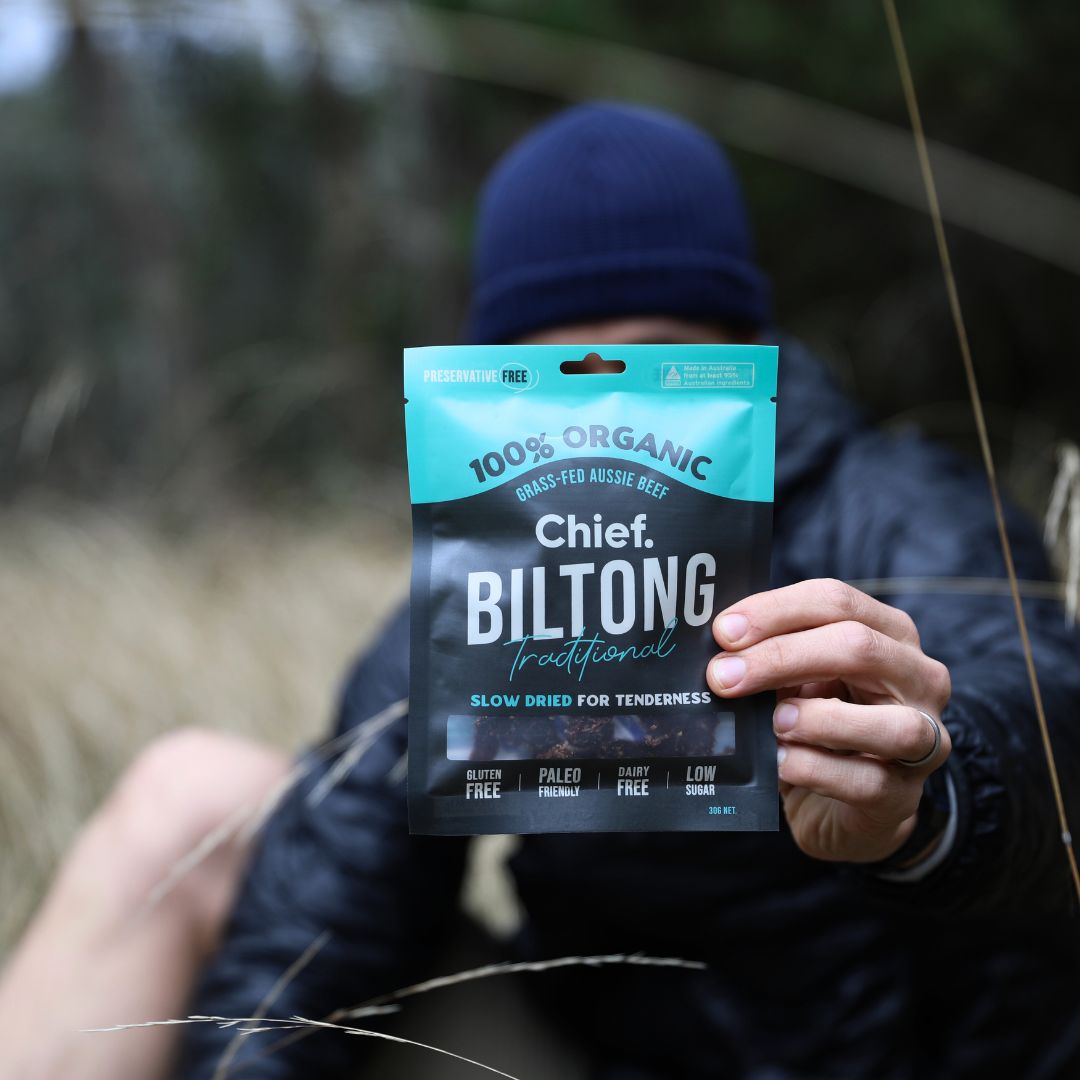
left=3, top=102, right=1079, bottom=1080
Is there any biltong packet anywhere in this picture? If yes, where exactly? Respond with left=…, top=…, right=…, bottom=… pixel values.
left=405, top=344, right=778, bottom=834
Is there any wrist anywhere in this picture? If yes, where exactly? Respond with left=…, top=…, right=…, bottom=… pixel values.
left=891, top=826, right=946, bottom=870
left=867, top=766, right=956, bottom=881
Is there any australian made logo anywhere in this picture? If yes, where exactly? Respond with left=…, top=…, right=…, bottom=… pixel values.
left=661, top=361, right=755, bottom=390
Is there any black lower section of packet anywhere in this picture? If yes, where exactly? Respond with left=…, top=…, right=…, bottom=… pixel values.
left=408, top=458, right=776, bottom=835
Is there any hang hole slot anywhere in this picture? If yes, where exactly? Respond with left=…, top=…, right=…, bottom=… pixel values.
left=560, top=352, right=626, bottom=375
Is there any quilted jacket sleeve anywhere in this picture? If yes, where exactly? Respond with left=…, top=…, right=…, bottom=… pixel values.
left=177, top=606, right=468, bottom=1078
left=815, top=427, right=1080, bottom=916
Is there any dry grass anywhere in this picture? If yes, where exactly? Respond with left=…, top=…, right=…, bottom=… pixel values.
left=0, top=500, right=410, bottom=951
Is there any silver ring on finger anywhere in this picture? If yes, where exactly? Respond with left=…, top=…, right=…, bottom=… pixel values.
left=894, top=709, right=942, bottom=768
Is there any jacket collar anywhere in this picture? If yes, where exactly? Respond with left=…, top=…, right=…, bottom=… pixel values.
left=774, top=336, right=868, bottom=498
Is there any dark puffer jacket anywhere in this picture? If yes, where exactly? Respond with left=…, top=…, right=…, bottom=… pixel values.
left=180, top=343, right=1080, bottom=1079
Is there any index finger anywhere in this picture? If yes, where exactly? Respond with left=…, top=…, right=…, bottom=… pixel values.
left=713, top=578, right=921, bottom=651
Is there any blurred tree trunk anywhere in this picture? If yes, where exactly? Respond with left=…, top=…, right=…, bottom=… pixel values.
left=63, top=0, right=213, bottom=494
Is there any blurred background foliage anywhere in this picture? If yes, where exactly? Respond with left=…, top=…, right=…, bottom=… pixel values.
left=1, top=0, right=1077, bottom=519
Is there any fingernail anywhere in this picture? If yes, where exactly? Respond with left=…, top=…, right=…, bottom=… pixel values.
left=774, top=703, right=799, bottom=732
left=777, top=745, right=788, bottom=772
left=719, top=613, right=749, bottom=643
left=711, top=656, right=746, bottom=689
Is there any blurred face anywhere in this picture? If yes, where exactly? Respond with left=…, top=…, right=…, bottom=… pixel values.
left=518, top=315, right=760, bottom=348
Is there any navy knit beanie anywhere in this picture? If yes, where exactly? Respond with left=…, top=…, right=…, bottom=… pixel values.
left=467, top=102, right=771, bottom=345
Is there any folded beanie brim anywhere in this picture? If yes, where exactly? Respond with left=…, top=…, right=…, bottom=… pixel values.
left=468, top=249, right=771, bottom=344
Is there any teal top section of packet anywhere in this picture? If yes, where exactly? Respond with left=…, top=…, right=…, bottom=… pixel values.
left=404, top=344, right=778, bottom=505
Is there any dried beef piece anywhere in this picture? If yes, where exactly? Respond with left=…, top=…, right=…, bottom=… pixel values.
left=537, top=742, right=575, bottom=759
left=563, top=714, right=614, bottom=752
left=509, top=716, right=562, bottom=757
left=680, top=715, right=717, bottom=756
left=470, top=715, right=501, bottom=761
left=641, top=716, right=669, bottom=751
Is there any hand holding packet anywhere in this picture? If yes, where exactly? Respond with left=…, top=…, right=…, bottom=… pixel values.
left=405, top=343, right=778, bottom=834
